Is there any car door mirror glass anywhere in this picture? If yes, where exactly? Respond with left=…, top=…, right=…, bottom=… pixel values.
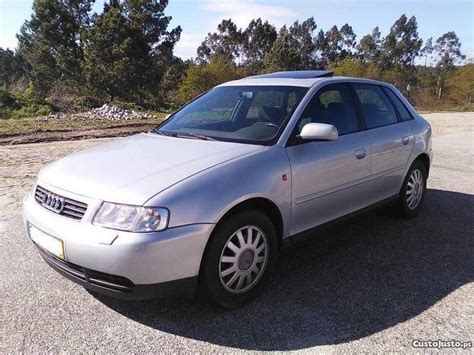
left=299, top=123, right=338, bottom=141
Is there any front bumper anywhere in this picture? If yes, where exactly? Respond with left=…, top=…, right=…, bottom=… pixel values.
left=36, top=245, right=197, bottom=299
left=22, top=187, right=214, bottom=299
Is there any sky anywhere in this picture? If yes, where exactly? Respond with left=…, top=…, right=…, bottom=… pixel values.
left=1, top=0, right=473, bottom=61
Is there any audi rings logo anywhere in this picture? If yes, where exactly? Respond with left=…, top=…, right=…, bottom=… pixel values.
left=41, top=192, right=65, bottom=213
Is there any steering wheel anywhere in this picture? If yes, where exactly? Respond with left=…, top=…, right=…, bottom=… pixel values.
left=265, top=123, right=279, bottom=129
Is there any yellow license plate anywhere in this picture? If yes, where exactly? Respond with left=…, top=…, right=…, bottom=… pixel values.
left=28, top=223, right=64, bottom=259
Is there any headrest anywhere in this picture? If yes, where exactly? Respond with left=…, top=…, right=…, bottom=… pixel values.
left=258, top=106, right=284, bottom=123
left=327, top=102, right=345, bottom=113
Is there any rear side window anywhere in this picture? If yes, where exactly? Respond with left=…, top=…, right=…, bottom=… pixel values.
left=382, top=87, right=413, bottom=121
left=353, top=84, right=398, bottom=129
left=298, top=84, right=359, bottom=135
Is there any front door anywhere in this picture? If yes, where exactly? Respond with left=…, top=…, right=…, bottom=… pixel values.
left=286, top=83, right=371, bottom=236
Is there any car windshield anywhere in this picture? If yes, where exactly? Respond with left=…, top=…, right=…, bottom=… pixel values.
left=157, top=85, right=308, bottom=144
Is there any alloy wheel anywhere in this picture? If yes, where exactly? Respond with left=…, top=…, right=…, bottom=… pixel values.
left=406, top=168, right=424, bottom=209
left=218, top=225, right=268, bottom=294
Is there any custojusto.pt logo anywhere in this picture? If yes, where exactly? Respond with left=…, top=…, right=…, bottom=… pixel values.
left=412, top=339, right=472, bottom=349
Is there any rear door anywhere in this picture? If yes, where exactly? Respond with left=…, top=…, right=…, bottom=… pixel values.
left=352, top=83, right=415, bottom=204
left=286, top=83, right=371, bottom=235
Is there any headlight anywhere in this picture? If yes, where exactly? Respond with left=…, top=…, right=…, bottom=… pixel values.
left=93, top=202, right=169, bottom=232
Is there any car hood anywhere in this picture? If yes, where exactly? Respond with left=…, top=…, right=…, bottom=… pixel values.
left=38, top=133, right=263, bottom=205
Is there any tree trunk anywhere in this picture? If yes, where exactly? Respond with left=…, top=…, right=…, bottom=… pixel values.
left=437, top=74, right=443, bottom=99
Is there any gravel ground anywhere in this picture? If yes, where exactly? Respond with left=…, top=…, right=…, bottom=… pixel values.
left=1, top=112, right=473, bottom=352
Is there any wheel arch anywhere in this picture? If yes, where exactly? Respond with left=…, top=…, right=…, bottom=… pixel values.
left=214, top=197, right=284, bottom=248
left=414, top=152, right=431, bottom=177
left=197, top=197, right=284, bottom=294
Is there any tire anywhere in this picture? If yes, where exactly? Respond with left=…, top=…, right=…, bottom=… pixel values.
left=200, top=210, right=278, bottom=308
left=397, top=160, right=427, bottom=218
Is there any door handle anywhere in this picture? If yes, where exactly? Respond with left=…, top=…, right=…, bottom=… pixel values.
left=354, top=148, right=366, bottom=160
left=401, top=136, right=410, bottom=145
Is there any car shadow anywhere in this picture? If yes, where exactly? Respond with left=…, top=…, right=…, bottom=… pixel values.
left=92, top=188, right=473, bottom=351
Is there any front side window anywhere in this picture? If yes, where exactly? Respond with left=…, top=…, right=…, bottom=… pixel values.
left=353, top=84, right=398, bottom=129
left=382, top=86, right=413, bottom=121
left=158, top=86, right=307, bottom=144
left=297, top=84, right=359, bottom=135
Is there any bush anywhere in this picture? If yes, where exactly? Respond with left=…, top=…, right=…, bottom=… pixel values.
left=330, top=58, right=367, bottom=77
left=0, top=88, right=56, bottom=119
left=0, top=90, right=21, bottom=109
left=177, top=58, right=248, bottom=104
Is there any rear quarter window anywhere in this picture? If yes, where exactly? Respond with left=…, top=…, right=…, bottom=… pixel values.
left=382, top=86, right=413, bottom=121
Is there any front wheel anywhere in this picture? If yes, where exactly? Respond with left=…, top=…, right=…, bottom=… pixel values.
left=397, top=160, right=427, bottom=218
left=200, top=210, right=277, bottom=308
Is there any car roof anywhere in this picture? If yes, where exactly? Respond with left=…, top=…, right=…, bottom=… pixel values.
left=218, top=71, right=388, bottom=88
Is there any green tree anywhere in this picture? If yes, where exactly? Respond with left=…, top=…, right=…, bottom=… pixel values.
left=316, top=24, right=356, bottom=66
left=339, top=24, right=357, bottom=58
left=122, top=0, right=181, bottom=105
left=433, top=31, right=465, bottom=98
left=17, top=0, right=94, bottom=95
left=83, top=1, right=148, bottom=102
left=357, top=26, right=382, bottom=62
left=83, top=0, right=180, bottom=104
left=381, top=14, right=422, bottom=68
left=123, top=0, right=181, bottom=54
left=0, top=48, right=15, bottom=89
left=263, top=17, right=318, bottom=71
left=262, top=28, right=301, bottom=71
left=158, top=57, right=188, bottom=107
left=242, top=18, right=277, bottom=73
left=380, top=14, right=423, bottom=94
left=197, top=19, right=243, bottom=64
left=420, top=37, right=434, bottom=66
left=287, top=17, right=318, bottom=68
left=0, top=49, right=27, bottom=91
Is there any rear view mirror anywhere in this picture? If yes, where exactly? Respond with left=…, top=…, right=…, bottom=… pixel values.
left=239, top=91, right=254, bottom=99
left=299, top=123, right=338, bottom=141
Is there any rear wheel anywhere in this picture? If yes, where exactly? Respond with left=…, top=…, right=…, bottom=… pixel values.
left=201, top=210, right=277, bottom=308
left=397, top=160, right=427, bottom=218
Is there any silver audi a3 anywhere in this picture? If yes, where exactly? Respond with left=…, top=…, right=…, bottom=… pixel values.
left=23, top=71, right=432, bottom=307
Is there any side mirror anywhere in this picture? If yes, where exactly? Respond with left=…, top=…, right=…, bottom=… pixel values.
left=299, top=123, right=338, bottom=141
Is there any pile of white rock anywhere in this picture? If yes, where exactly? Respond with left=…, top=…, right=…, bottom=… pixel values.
left=42, top=104, right=156, bottom=121
left=84, top=104, right=155, bottom=120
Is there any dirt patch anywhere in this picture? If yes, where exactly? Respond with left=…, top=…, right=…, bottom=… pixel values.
left=420, top=112, right=474, bottom=136
left=0, top=122, right=155, bottom=145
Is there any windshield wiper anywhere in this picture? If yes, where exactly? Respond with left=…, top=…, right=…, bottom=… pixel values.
left=175, top=132, right=216, bottom=141
left=150, top=127, right=168, bottom=136
left=151, top=129, right=216, bottom=141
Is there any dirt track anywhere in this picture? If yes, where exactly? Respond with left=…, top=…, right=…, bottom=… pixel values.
left=0, top=122, right=155, bottom=145
left=1, top=112, right=473, bottom=352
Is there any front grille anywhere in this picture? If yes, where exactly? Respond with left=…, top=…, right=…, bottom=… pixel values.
left=35, top=185, right=88, bottom=220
